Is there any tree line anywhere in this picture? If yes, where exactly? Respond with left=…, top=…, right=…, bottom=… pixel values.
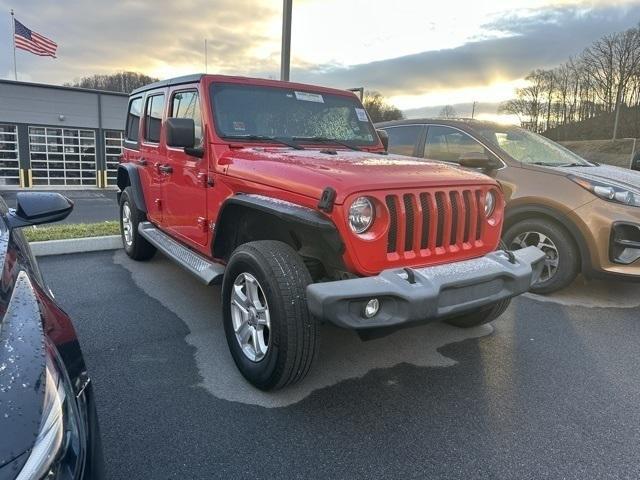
left=501, top=23, right=640, bottom=139
left=64, top=71, right=159, bottom=93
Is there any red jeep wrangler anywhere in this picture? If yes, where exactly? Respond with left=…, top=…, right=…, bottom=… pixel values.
left=117, top=74, right=544, bottom=390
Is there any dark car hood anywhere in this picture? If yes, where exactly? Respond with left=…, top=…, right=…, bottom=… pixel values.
left=552, top=164, right=640, bottom=190
left=221, top=148, right=495, bottom=203
left=0, top=259, right=46, bottom=468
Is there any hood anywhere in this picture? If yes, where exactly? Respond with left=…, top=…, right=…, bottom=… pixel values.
left=553, top=164, right=640, bottom=191
left=221, top=148, right=495, bottom=203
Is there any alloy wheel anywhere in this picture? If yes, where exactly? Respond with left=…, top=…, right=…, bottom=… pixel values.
left=230, top=272, right=271, bottom=362
left=122, top=203, right=133, bottom=247
left=510, top=231, right=559, bottom=283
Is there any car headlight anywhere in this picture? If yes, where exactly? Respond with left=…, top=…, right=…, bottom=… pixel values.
left=17, top=342, right=85, bottom=480
left=569, top=175, right=640, bottom=207
left=349, top=196, right=375, bottom=234
left=484, top=190, right=497, bottom=217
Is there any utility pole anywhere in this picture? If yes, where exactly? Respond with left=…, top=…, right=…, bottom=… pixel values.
left=471, top=101, right=477, bottom=119
left=11, top=9, right=17, bottom=80
left=280, top=0, right=292, bottom=81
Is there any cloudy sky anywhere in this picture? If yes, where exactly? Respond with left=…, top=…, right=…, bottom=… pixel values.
left=1, top=0, right=639, bottom=119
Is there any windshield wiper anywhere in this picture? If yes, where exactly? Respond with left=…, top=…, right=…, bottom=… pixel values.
left=292, top=136, right=362, bottom=151
left=224, top=134, right=304, bottom=150
left=530, top=161, right=563, bottom=167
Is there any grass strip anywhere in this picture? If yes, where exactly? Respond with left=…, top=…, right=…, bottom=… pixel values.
left=23, top=221, right=120, bottom=242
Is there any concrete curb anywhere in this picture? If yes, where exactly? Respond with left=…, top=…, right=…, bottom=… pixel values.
left=31, top=235, right=123, bottom=257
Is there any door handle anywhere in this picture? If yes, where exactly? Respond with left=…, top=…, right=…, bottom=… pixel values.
left=135, top=158, right=148, bottom=166
left=158, top=164, right=173, bottom=174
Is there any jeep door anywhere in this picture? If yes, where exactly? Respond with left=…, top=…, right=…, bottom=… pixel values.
left=124, top=95, right=164, bottom=224
left=139, top=91, right=168, bottom=224
left=161, top=86, right=209, bottom=247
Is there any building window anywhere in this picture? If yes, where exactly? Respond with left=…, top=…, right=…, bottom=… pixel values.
left=29, top=127, right=97, bottom=186
left=104, top=130, right=124, bottom=186
left=0, top=124, right=20, bottom=186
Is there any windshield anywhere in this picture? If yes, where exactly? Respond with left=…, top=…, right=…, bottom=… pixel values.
left=478, top=125, right=592, bottom=167
left=210, top=83, right=377, bottom=146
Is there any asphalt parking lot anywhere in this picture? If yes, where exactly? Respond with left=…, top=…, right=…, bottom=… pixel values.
left=40, top=250, right=640, bottom=480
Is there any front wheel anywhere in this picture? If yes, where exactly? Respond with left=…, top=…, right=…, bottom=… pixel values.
left=222, top=240, right=318, bottom=390
left=503, top=218, right=579, bottom=294
left=444, top=297, right=511, bottom=328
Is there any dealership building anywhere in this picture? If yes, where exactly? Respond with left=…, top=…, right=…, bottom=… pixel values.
left=0, top=79, right=128, bottom=189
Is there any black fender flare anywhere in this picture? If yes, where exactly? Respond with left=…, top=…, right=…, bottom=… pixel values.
left=504, top=203, right=591, bottom=273
left=116, top=164, right=147, bottom=213
left=212, top=194, right=345, bottom=268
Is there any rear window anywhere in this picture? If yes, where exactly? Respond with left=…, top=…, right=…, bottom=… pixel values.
left=125, top=97, right=143, bottom=142
left=384, top=125, right=423, bottom=156
left=144, top=94, right=165, bottom=143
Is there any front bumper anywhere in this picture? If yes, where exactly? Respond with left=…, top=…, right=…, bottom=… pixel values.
left=306, top=246, right=545, bottom=329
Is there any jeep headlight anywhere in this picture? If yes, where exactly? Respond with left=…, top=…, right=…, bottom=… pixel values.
left=17, top=342, right=85, bottom=480
left=348, top=197, right=375, bottom=234
left=569, top=175, right=640, bottom=207
left=484, top=190, right=497, bottom=217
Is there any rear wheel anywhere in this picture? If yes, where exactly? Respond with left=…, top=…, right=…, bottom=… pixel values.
left=503, top=218, right=579, bottom=294
left=222, top=240, right=318, bottom=390
left=119, top=187, right=156, bottom=261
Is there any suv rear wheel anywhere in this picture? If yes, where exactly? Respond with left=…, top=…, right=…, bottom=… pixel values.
left=503, top=218, right=579, bottom=294
left=119, top=187, right=156, bottom=261
left=222, top=240, right=318, bottom=390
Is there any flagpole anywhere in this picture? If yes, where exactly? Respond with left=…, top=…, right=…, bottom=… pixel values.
left=10, top=9, right=17, bottom=80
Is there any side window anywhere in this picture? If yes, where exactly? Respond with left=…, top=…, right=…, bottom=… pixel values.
left=170, top=90, right=203, bottom=147
left=125, top=97, right=143, bottom=142
left=424, top=126, right=483, bottom=163
left=384, top=125, right=423, bottom=156
left=144, top=94, right=165, bottom=143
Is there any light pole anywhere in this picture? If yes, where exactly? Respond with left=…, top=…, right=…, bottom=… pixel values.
left=280, top=0, right=292, bottom=81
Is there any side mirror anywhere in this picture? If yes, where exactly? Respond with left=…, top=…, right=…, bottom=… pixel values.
left=166, top=118, right=204, bottom=158
left=5, top=192, right=73, bottom=229
left=632, top=153, right=640, bottom=171
left=166, top=118, right=195, bottom=148
left=458, top=151, right=501, bottom=171
left=377, top=129, right=389, bottom=151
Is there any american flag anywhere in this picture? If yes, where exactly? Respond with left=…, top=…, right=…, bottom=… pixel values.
left=14, top=19, right=57, bottom=58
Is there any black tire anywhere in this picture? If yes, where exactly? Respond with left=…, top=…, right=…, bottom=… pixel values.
left=222, top=240, right=318, bottom=390
left=444, top=297, right=511, bottom=328
left=503, top=218, right=579, bottom=294
left=119, top=187, right=156, bottom=261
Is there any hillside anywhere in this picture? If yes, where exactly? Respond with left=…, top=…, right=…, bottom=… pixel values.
left=560, top=139, right=635, bottom=169
left=544, top=105, right=640, bottom=141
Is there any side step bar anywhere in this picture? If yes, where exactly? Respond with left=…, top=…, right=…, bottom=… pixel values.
left=138, top=222, right=225, bottom=285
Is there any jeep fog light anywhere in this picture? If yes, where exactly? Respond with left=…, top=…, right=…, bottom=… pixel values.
left=484, top=191, right=496, bottom=217
left=364, top=298, right=380, bottom=318
left=349, top=197, right=375, bottom=233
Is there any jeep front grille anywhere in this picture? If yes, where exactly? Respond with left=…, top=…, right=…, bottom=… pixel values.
left=385, top=188, right=485, bottom=256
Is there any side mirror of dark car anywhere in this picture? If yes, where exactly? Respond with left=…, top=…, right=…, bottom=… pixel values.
left=458, top=151, right=501, bottom=171
left=377, top=129, right=389, bottom=151
left=5, top=192, right=73, bottom=229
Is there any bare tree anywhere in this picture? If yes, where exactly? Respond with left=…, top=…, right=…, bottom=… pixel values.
left=438, top=105, right=457, bottom=118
